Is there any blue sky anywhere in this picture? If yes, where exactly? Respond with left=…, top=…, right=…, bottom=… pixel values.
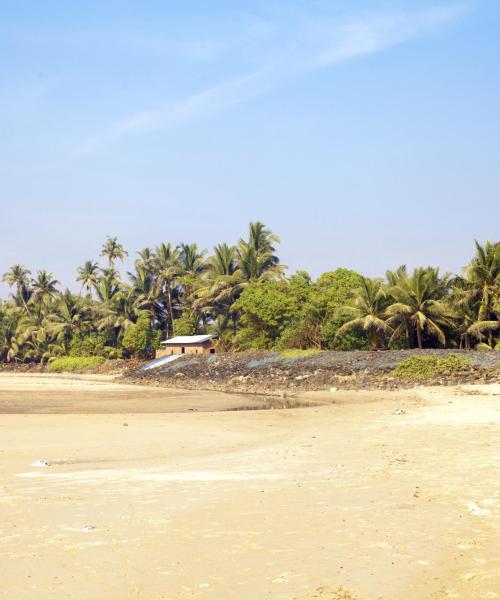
left=1, top=0, right=499, bottom=295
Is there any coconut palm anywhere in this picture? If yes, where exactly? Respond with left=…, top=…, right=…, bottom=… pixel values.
left=100, top=236, right=128, bottom=267
left=128, top=265, right=162, bottom=322
left=194, top=244, right=241, bottom=324
left=463, top=240, right=500, bottom=320
left=386, top=267, right=453, bottom=349
left=0, top=304, right=23, bottom=362
left=49, top=290, right=92, bottom=347
left=30, top=271, right=60, bottom=309
left=153, top=243, right=180, bottom=337
left=97, top=287, right=136, bottom=339
left=2, top=264, right=32, bottom=314
left=76, top=260, right=99, bottom=297
left=178, top=243, right=207, bottom=277
left=135, top=247, right=155, bottom=273
left=236, top=222, right=285, bottom=282
left=336, top=277, right=392, bottom=350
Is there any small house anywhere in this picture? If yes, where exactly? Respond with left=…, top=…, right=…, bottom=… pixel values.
left=156, top=335, right=216, bottom=358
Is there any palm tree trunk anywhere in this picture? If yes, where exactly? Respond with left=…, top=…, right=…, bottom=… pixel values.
left=416, top=326, right=423, bottom=349
left=167, top=285, right=174, bottom=336
left=19, top=285, right=31, bottom=316
left=405, top=321, right=413, bottom=349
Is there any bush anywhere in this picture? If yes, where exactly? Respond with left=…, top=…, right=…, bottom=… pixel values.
left=280, top=349, right=323, bottom=359
left=393, top=355, right=471, bottom=379
left=69, top=332, right=121, bottom=358
left=475, top=342, right=493, bottom=351
left=172, top=313, right=198, bottom=336
left=47, top=356, right=105, bottom=373
left=121, top=313, right=153, bottom=358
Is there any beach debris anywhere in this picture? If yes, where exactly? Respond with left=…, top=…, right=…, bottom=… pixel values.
left=31, top=460, right=50, bottom=467
left=123, top=422, right=129, bottom=426
left=393, top=408, right=406, bottom=415
left=83, top=525, right=96, bottom=532
left=465, top=501, right=491, bottom=516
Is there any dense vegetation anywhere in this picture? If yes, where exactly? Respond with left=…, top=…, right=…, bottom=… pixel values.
left=392, top=355, right=471, bottom=380
left=0, top=223, right=498, bottom=363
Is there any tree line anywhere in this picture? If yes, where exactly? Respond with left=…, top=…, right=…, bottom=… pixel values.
left=0, top=223, right=498, bottom=362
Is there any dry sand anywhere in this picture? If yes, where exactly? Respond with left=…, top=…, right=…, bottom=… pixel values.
left=1, top=374, right=499, bottom=599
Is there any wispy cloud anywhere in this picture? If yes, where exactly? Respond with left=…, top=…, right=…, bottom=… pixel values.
left=78, top=3, right=469, bottom=155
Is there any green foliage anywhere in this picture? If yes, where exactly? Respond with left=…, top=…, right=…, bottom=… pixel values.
left=233, top=280, right=295, bottom=349
left=70, top=332, right=108, bottom=357
left=173, top=313, right=199, bottom=336
left=475, top=342, right=493, bottom=351
left=310, top=269, right=368, bottom=350
left=279, top=348, right=323, bottom=359
left=121, top=313, right=153, bottom=358
left=47, top=356, right=105, bottom=373
left=321, top=317, right=369, bottom=350
left=1, top=234, right=498, bottom=363
left=393, top=355, right=471, bottom=379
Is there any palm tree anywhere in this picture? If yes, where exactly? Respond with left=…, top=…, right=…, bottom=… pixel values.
left=452, top=241, right=500, bottom=348
left=194, top=244, right=241, bottom=329
left=247, top=221, right=280, bottom=257
left=135, top=247, right=154, bottom=272
left=236, top=222, right=285, bottom=282
left=178, top=243, right=207, bottom=277
left=30, top=271, right=60, bottom=310
left=97, top=287, right=137, bottom=337
left=2, top=264, right=32, bottom=314
left=76, top=260, right=99, bottom=297
left=0, top=304, right=23, bottom=362
left=153, top=243, right=180, bottom=337
left=386, top=267, right=453, bottom=349
left=463, top=240, right=499, bottom=320
left=94, top=273, right=120, bottom=304
left=128, top=265, right=161, bottom=321
left=336, top=277, right=392, bottom=350
left=209, top=243, right=238, bottom=277
left=49, top=290, right=92, bottom=348
left=100, top=236, right=128, bottom=267
left=177, top=243, right=207, bottom=318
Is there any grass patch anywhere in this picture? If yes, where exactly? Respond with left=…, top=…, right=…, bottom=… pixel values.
left=279, top=348, right=323, bottom=360
left=47, top=356, right=105, bottom=373
left=393, top=355, right=471, bottom=380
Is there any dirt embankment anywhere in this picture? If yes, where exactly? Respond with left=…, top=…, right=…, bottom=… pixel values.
left=126, top=349, right=500, bottom=395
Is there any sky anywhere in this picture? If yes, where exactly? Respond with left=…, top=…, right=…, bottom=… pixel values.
left=1, top=0, right=499, bottom=297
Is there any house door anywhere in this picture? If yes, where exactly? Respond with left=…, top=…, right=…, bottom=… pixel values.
left=181, top=347, right=185, bottom=354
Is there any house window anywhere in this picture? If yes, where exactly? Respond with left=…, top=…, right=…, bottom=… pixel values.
left=210, top=349, right=216, bottom=354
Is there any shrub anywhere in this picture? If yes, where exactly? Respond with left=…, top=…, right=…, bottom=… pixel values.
left=172, top=313, right=198, bottom=336
left=393, top=355, right=471, bottom=379
left=280, top=348, right=323, bottom=359
left=122, top=313, right=154, bottom=358
left=47, top=356, right=105, bottom=373
left=475, top=342, right=493, bottom=351
left=69, top=332, right=120, bottom=358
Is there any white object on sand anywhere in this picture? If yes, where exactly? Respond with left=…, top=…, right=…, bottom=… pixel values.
left=31, top=460, right=50, bottom=467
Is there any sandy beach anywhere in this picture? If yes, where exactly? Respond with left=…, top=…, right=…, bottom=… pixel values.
left=1, top=374, right=499, bottom=599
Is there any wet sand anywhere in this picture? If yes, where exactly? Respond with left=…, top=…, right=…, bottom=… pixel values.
left=1, top=374, right=499, bottom=599
left=0, top=373, right=286, bottom=413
